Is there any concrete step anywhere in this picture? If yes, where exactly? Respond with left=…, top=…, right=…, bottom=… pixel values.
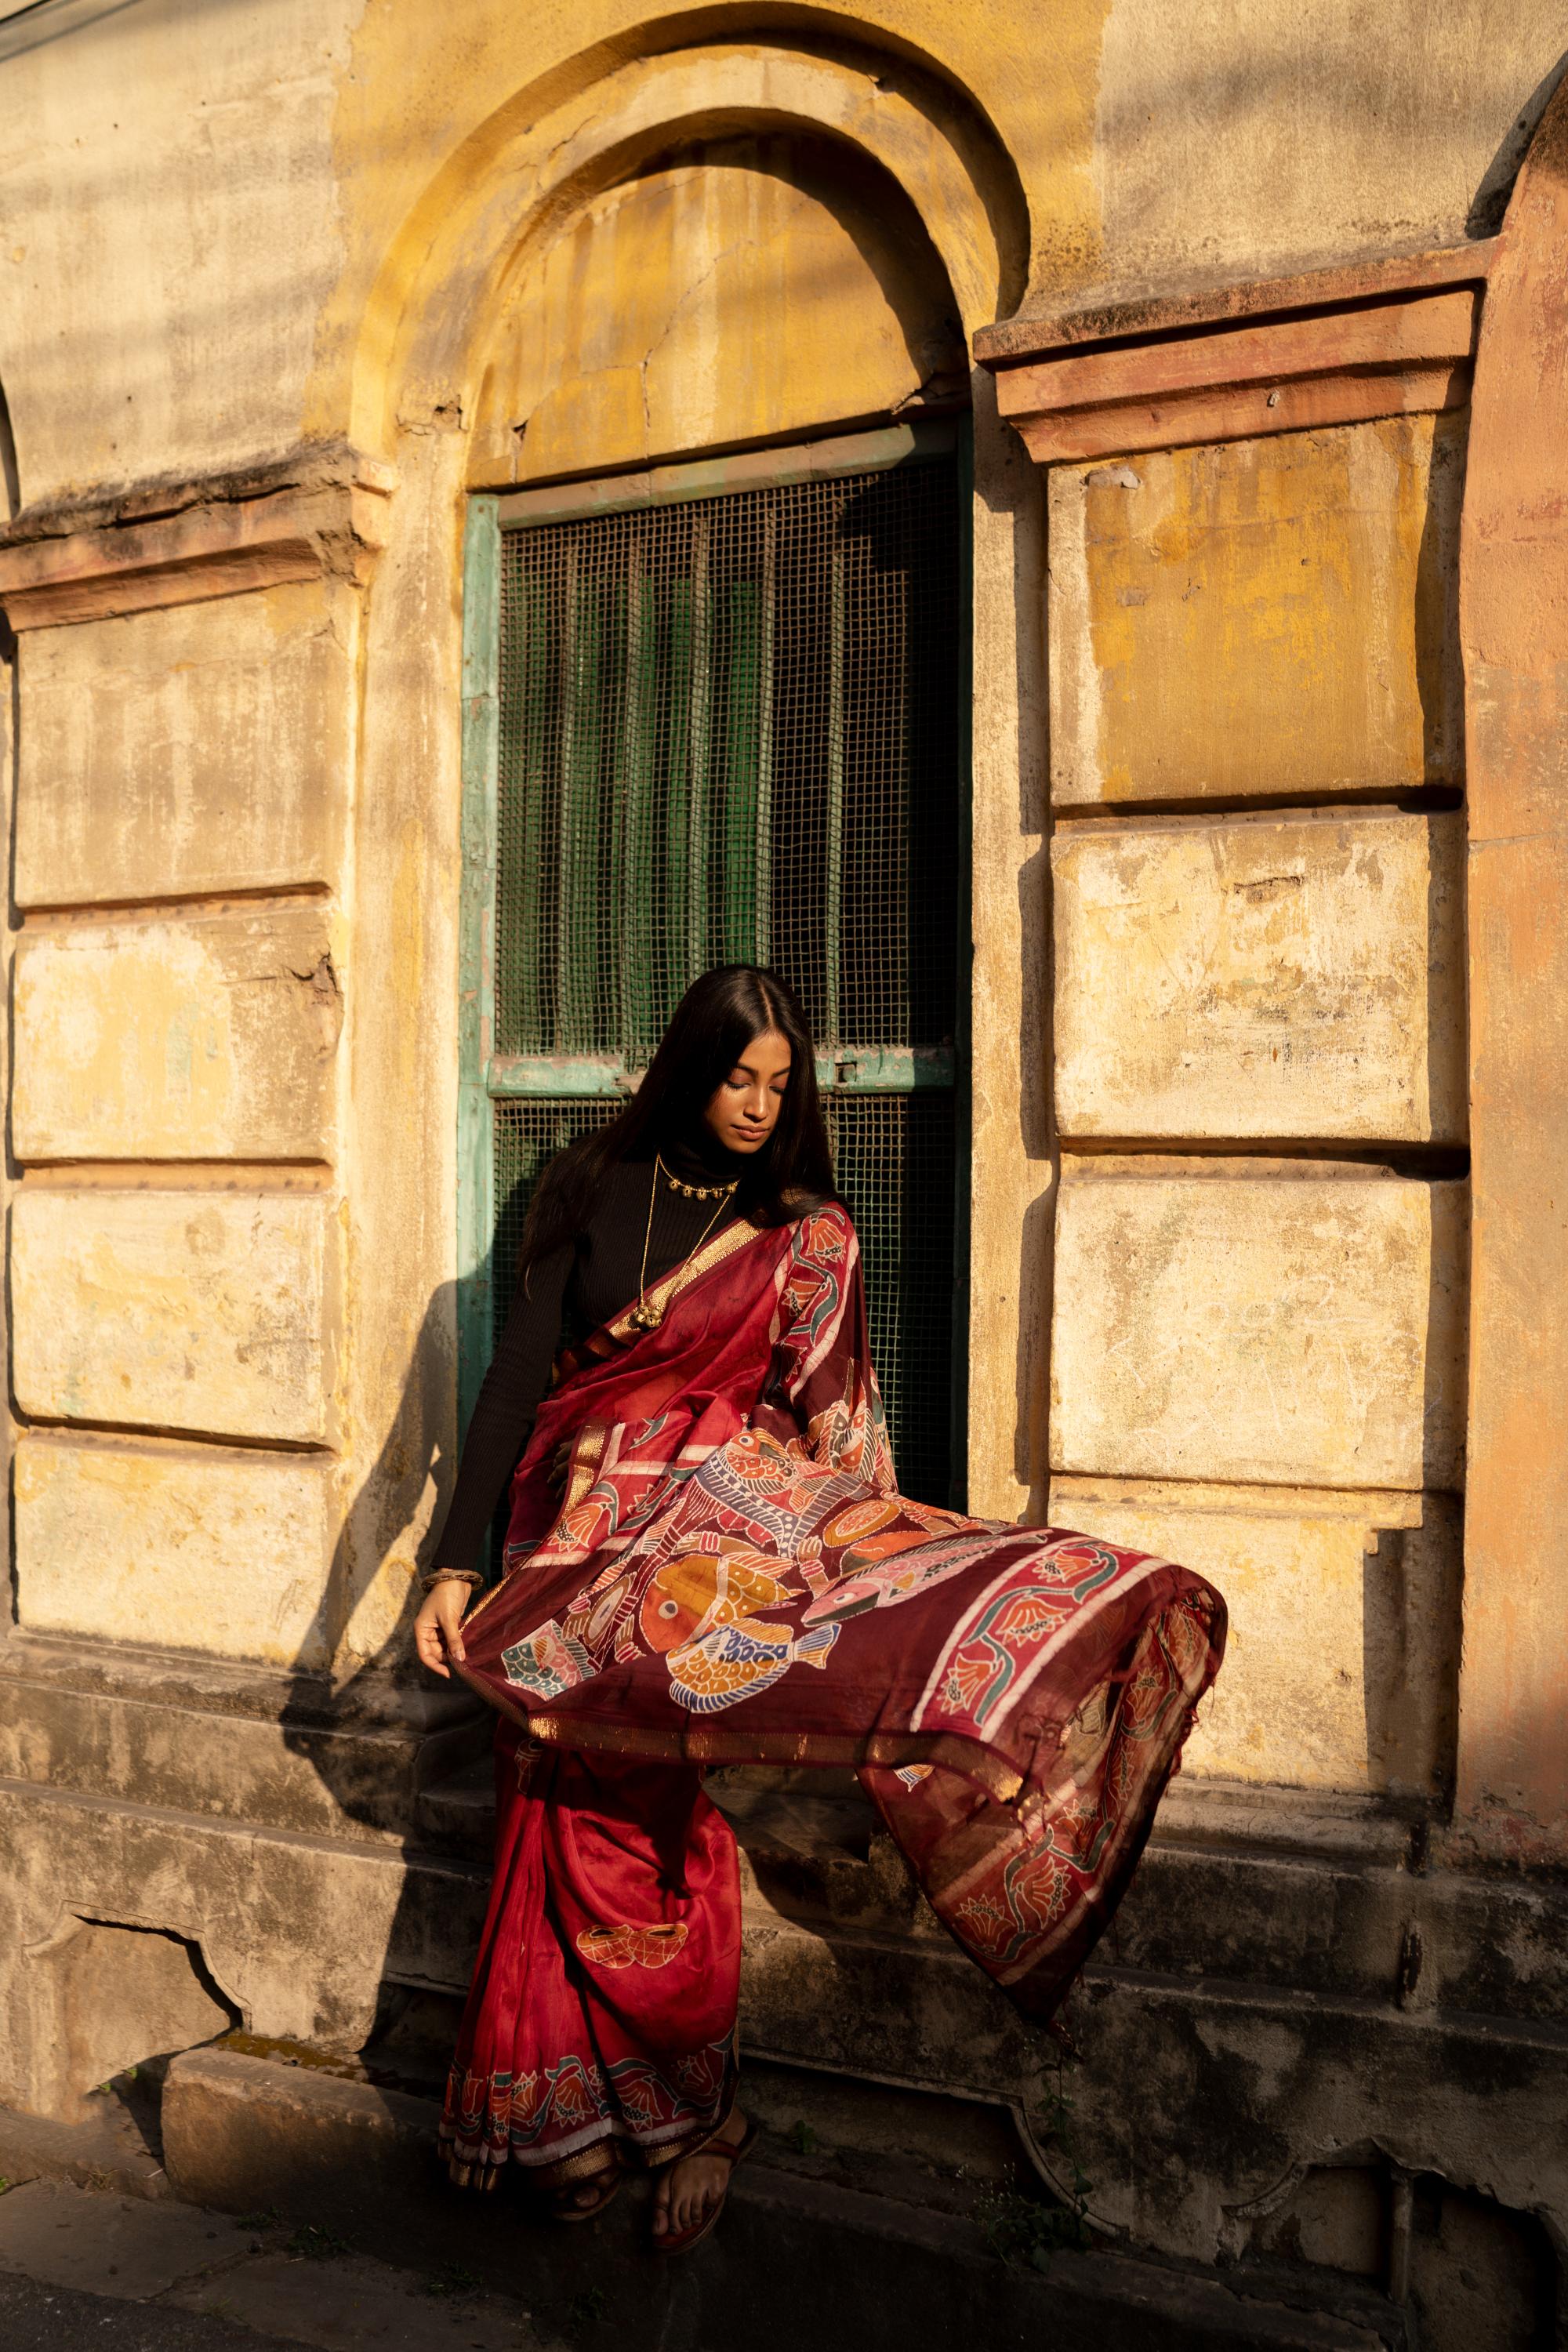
left=147, top=2047, right=1400, bottom=2351
left=0, top=1629, right=490, bottom=1851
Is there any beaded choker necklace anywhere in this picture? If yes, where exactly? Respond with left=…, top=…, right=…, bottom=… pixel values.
left=629, top=1153, right=739, bottom=1330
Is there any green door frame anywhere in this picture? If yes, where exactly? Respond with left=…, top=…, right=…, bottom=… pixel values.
left=456, top=419, right=974, bottom=1496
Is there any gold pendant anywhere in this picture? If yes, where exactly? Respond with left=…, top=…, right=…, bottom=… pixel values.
left=630, top=1300, right=663, bottom=1331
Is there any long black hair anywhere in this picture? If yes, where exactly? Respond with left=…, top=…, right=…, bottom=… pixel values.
left=516, top=966, right=835, bottom=1280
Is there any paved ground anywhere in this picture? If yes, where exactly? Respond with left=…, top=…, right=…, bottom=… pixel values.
left=0, top=2179, right=565, bottom=2352
left=0, top=2268, right=318, bottom=2350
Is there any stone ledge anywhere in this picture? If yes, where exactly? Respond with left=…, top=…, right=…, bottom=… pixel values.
left=0, top=1631, right=488, bottom=1846
left=0, top=1628, right=475, bottom=1734
left=158, top=2048, right=1392, bottom=2350
left=0, top=445, right=397, bottom=631
left=0, top=2084, right=171, bottom=2203
left=975, top=244, right=1494, bottom=367
left=995, top=288, right=1479, bottom=464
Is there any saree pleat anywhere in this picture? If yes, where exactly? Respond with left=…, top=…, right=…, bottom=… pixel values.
left=437, top=1728, right=739, bottom=2183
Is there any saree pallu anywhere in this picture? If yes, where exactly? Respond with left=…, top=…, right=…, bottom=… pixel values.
left=441, top=1206, right=1225, bottom=2184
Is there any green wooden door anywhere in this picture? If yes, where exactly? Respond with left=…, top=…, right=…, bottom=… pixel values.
left=459, top=424, right=968, bottom=1507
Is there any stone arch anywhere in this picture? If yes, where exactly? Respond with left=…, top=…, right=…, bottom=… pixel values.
left=335, top=24, right=1047, bottom=1659
left=1454, top=75, right=1568, bottom=1860
left=465, top=125, right=968, bottom=485
left=350, top=35, right=1025, bottom=457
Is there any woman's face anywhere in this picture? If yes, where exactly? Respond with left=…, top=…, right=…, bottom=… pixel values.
left=704, top=1027, right=793, bottom=1155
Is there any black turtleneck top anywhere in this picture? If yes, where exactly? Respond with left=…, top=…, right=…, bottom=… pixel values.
left=430, top=1127, right=750, bottom=1576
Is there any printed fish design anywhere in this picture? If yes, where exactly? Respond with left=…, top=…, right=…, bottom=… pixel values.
left=637, top=1541, right=840, bottom=1712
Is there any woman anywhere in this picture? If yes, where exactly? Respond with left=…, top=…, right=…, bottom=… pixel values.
left=416, top=965, right=1224, bottom=2255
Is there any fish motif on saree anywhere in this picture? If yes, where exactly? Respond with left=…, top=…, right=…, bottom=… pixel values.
left=456, top=1203, right=1225, bottom=2024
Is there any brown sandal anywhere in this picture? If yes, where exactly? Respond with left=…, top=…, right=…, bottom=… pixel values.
left=546, top=2154, right=622, bottom=2223
left=651, top=2111, right=758, bottom=2256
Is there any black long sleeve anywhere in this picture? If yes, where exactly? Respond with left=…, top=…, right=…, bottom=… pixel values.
left=429, top=1134, right=750, bottom=1577
left=430, top=1239, right=573, bottom=1575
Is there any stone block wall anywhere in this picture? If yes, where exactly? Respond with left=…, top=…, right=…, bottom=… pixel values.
left=0, top=501, right=416, bottom=2116
left=992, top=296, right=1478, bottom=1831
left=0, top=6, right=1565, bottom=2335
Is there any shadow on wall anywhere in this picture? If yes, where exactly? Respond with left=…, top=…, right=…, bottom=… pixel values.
left=0, top=376, right=19, bottom=522
left=274, top=1272, right=488, bottom=2077
left=1467, top=47, right=1568, bottom=234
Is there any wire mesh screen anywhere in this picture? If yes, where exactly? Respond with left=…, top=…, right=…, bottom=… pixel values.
left=825, top=1092, right=956, bottom=1502
left=490, top=452, right=962, bottom=1505
left=492, top=1100, right=622, bottom=1341
left=490, top=1091, right=956, bottom=1502
left=495, top=463, right=960, bottom=1060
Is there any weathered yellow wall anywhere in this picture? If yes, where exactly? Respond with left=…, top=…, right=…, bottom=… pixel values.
left=469, top=136, right=963, bottom=484
left=16, top=1436, right=335, bottom=1670
left=15, top=584, right=358, bottom=906
left=0, top=0, right=1539, bottom=1811
left=1044, top=401, right=1471, bottom=1798
left=14, top=911, right=342, bottom=1163
left=1053, top=1166, right=1468, bottom=1491
left=1049, top=415, right=1466, bottom=805
left=1051, top=1476, right=1461, bottom=1795
left=12, top=1188, right=336, bottom=1446
left=1052, top=811, right=1467, bottom=1144
left=1, top=2, right=1561, bottom=504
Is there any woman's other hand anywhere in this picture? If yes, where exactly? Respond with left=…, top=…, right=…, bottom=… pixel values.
left=414, top=1579, right=471, bottom=1679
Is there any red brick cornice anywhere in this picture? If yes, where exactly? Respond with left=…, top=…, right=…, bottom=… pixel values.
left=978, top=245, right=1493, bottom=465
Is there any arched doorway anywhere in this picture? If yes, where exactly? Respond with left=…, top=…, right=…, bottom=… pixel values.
left=455, top=130, right=974, bottom=1506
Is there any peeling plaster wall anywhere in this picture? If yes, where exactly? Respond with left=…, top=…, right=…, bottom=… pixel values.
left=0, top=0, right=1564, bottom=2305
left=0, top=0, right=354, bottom=504
left=0, top=4, right=1563, bottom=504
left=1094, top=0, right=1568, bottom=292
left=468, top=135, right=964, bottom=482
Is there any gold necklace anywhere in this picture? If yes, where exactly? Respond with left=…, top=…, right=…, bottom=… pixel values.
left=629, top=1153, right=738, bottom=1332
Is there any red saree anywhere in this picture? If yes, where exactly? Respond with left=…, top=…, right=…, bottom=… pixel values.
left=441, top=1206, right=1225, bottom=2186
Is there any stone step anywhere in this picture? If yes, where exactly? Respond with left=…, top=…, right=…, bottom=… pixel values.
left=151, top=2047, right=1400, bottom=2351
left=410, top=1750, right=1568, bottom=2024
left=0, top=1629, right=490, bottom=1848
left=410, top=1752, right=493, bottom=1857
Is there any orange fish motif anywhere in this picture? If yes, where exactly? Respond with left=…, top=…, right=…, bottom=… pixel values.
left=822, top=1498, right=900, bottom=1547
left=575, top=1922, right=689, bottom=1969
left=638, top=1544, right=799, bottom=1654
left=635, top=1539, right=837, bottom=1711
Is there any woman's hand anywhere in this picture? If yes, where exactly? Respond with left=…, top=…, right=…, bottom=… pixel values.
left=414, top=1579, right=471, bottom=1679
left=547, top=1436, right=572, bottom=1494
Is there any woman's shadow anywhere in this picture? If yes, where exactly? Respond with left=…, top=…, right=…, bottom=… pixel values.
left=276, top=1270, right=503, bottom=2083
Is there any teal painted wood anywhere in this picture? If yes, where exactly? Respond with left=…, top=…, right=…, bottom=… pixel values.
left=720, top=574, right=762, bottom=964
left=686, top=512, right=712, bottom=983
left=514, top=568, right=550, bottom=1051
left=485, top=1046, right=953, bottom=1097
left=665, top=577, right=695, bottom=1013
left=811, top=1046, right=954, bottom=1091
left=754, top=504, right=777, bottom=965
left=618, top=540, right=655, bottom=1059
left=457, top=495, right=502, bottom=1448
left=488, top=1055, right=631, bottom=1097
left=493, top=419, right=959, bottom=528
left=825, top=520, right=845, bottom=1044
left=948, top=416, right=975, bottom=1512
left=556, top=545, right=596, bottom=1051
